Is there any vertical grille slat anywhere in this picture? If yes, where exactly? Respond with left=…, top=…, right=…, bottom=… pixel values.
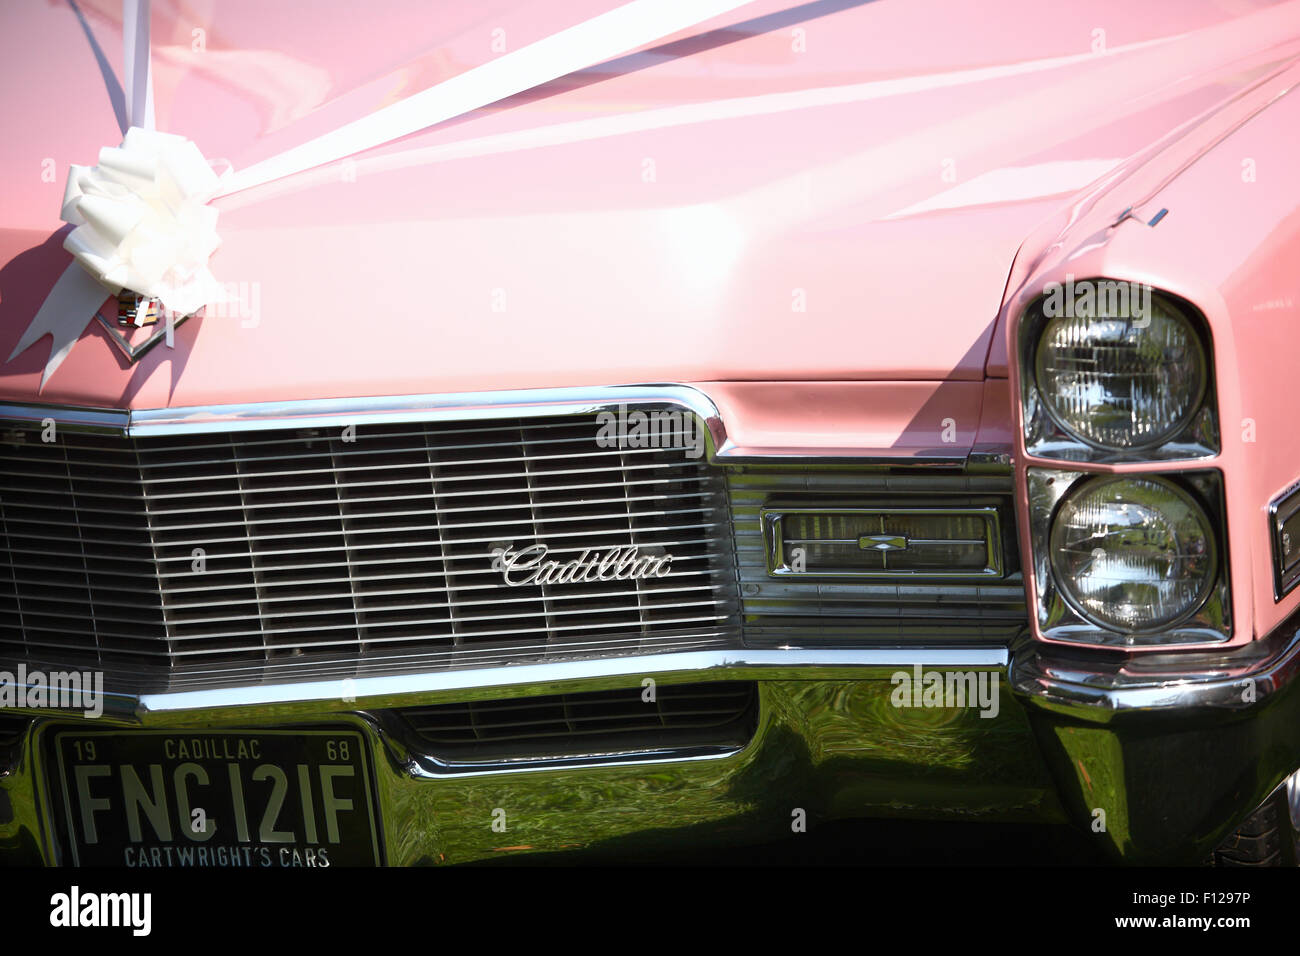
left=132, top=441, right=172, bottom=665
left=230, top=438, right=271, bottom=664
left=327, top=433, right=366, bottom=653
left=520, top=424, right=557, bottom=654
left=423, top=428, right=463, bottom=650
left=59, top=440, right=101, bottom=665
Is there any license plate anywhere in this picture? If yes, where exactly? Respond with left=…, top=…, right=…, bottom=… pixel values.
left=51, top=729, right=382, bottom=867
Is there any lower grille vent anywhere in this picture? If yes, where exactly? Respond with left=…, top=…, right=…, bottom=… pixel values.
left=397, top=680, right=758, bottom=763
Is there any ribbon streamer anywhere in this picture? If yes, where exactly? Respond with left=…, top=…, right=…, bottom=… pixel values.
left=121, top=0, right=154, bottom=131
left=224, top=0, right=760, bottom=196
left=6, top=267, right=114, bottom=389
left=12, top=0, right=758, bottom=387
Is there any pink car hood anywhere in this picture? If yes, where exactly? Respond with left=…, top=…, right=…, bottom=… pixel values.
left=2, top=0, right=1299, bottom=409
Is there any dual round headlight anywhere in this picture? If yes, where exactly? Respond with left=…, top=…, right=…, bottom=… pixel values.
left=1027, top=287, right=1223, bottom=640
left=1049, top=475, right=1217, bottom=632
left=1034, top=300, right=1206, bottom=451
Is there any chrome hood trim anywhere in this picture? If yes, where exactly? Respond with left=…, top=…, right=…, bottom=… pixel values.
left=0, top=385, right=720, bottom=437
left=0, top=383, right=977, bottom=464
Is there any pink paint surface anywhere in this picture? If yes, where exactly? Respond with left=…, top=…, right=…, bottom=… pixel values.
left=703, top=380, right=984, bottom=458
left=3, top=0, right=1298, bottom=409
left=3, top=1, right=1300, bottom=651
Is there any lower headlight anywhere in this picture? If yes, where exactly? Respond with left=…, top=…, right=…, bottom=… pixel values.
left=1049, top=475, right=1216, bottom=632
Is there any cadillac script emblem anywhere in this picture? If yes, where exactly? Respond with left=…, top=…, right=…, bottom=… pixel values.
left=491, top=543, right=673, bottom=586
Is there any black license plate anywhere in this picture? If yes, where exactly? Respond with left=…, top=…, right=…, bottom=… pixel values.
left=51, top=729, right=382, bottom=867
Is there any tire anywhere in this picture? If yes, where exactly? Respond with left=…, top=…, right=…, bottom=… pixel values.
left=1212, top=773, right=1300, bottom=866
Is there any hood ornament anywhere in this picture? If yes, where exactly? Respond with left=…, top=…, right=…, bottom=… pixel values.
left=91, top=292, right=194, bottom=365
left=116, top=290, right=160, bottom=327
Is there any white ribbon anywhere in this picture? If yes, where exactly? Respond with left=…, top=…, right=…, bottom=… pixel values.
left=224, top=0, right=762, bottom=196
left=121, top=0, right=154, bottom=131
left=11, top=0, right=757, bottom=388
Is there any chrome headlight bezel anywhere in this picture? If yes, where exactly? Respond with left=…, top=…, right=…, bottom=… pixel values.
left=1027, top=468, right=1231, bottom=646
left=1018, top=283, right=1220, bottom=463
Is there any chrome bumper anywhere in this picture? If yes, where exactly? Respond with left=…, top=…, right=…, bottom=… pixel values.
left=2, top=647, right=1068, bottom=865
left=7, top=631, right=1300, bottom=865
left=1009, top=617, right=1300, bottom=863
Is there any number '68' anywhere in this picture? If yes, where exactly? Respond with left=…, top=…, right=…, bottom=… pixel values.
left=325, top=739, right=350, bottom=761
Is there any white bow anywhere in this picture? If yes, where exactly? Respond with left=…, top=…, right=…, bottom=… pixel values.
left=62, top=127, right=227, bottom=317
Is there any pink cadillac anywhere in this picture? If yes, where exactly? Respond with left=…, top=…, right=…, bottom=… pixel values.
left=1, top=0, right=1299, bottom=866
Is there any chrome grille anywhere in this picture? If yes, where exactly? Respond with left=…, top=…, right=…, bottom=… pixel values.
left=731, top=468, right=1027, bottom=642
left=0, top=412, right=738, bottom=687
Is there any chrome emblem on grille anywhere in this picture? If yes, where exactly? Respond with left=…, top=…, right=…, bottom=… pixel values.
left=859, top=534, right=909, bottom=552
left=490, top=543, right=673, bottom=587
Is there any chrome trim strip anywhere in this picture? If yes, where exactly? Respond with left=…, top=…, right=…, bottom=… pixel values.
left=399, top=741, right=749, bottom=779
left=712, top=446, right=973, bottom=466
left=0, top=403, right=130, bottom=433
left=2, top=647, right=1012, bottom=722
left=0, top=386, right=724, bottom=440
left=126, top=385, right=722, bottom=437
left=144, top=647, right=1008, bottom=711
left=0, top=386, right=977, bottom=465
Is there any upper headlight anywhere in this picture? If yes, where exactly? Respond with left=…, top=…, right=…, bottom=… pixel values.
left=1033, top=301, right=1206, bottom=451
